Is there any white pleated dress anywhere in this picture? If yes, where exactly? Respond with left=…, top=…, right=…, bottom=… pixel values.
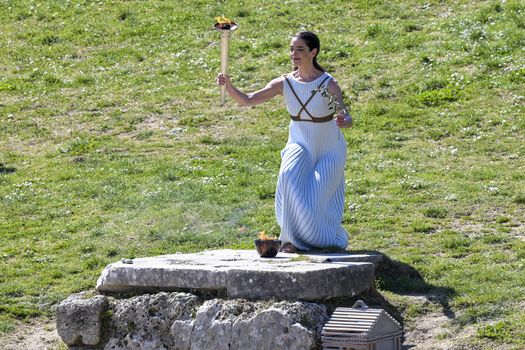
left=276, top=72, right=349, bottom=251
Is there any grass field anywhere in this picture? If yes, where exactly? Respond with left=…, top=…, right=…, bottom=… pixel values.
left=1, top=0, right=524, bottom=348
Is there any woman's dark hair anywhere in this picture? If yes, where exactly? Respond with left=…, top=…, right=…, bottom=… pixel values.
left=293, top=31, right=325, bottom=72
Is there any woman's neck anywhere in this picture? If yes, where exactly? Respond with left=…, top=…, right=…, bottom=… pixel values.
left=294, top=65, right=323, bottom=82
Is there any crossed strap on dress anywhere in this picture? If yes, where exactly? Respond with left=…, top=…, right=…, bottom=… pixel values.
left=284, top=75, right=334, bottom=123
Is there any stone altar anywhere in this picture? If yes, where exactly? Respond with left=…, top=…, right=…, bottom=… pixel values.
left=96, top=249, right=381, bottom=300
left=57, top=249, right=384, bottom=349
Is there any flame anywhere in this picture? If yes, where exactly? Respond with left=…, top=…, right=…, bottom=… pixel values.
left=258, top=231, right=277, bottom=240
left=215, top=15, right=233, bottom=25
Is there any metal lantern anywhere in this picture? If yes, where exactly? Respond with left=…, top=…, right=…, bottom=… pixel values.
left=322, top=301, right=403, bottom=350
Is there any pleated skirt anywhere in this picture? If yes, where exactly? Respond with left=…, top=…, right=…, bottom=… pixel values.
left=275, top=120, right=348, bottom=251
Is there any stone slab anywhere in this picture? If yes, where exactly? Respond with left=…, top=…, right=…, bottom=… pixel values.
left=96, top=249, right=381, bottom=300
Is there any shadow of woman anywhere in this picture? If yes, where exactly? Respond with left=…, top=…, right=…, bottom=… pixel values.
left=324, top=251, right=456, bottom=332
left=375, top=254, right=456, bottom=319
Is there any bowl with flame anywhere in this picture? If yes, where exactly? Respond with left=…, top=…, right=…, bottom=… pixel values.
left=254, top=231, right=282, bottom=258
left=214, top=15, right=238, bottom=31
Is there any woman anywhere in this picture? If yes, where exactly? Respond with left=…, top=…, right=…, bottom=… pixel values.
left=217, top=31, right=352, bottom=253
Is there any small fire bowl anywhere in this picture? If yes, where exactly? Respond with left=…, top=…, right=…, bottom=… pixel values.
left=214, top=23, right=238, bottom=31
left=254, top=239, right=282, bottom=258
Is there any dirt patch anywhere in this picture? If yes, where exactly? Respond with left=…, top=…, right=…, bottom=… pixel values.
left=401, top=309, right=515, bottom=350
left=402, top=313, right=471, bottom=349
left=0, top=318, right=63, bottom=350
left=117, top=114, right=178, bottom=140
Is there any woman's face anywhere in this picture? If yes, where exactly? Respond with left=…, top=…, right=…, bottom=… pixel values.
left=290, top=37, right=317, bottom=66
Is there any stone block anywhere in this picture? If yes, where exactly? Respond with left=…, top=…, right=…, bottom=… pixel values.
left=106, top=292, right=198, bottom=349
left=56, top=292, right=108, bottom=346
left=170, top=320, right=194, bottom=350
left=189, top=299, right=327, bottom=350
left=58, top=291, right=332, bottom=350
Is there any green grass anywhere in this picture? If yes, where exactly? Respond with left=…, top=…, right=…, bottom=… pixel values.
left=1, top=0, right=524, bottom=347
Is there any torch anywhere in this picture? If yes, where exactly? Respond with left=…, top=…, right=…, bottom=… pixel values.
left=214, top=16, right=238, bottom=106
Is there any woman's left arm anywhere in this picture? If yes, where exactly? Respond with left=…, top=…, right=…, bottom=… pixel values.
left=327, top=79, right=352, bottom=128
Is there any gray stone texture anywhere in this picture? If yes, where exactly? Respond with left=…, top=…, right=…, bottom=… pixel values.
left=57, top=292, right=329, bottom=350
left=230, top=301, right=328, bottom=350
left=188, top=299, right=327, bottom=350
left=226, top=262, right=373, bottom=299
left=170, top=320, right=194, bottom=350
left=104, top=292, right=198, bottom=350
left=96, top=250, right=378, bottom=300
left=56, top=292, right=108, bottom=346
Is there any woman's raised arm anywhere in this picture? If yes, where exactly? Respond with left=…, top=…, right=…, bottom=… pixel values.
left=217, top=74, right=283, bottom=106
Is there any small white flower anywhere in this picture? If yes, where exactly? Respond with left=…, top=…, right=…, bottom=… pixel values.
left=348, top=203, right=361, bottom=211
left=445, top=194, right=458, bottom=201
left=486, top=186, right=499, bottom=193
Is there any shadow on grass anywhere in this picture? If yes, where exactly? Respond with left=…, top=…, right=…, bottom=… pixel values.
left=0, top=163, right=16, bottom=174
left=324, top=251, right=455, bottom=337
left=376, top=254, right=456, bottom=320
